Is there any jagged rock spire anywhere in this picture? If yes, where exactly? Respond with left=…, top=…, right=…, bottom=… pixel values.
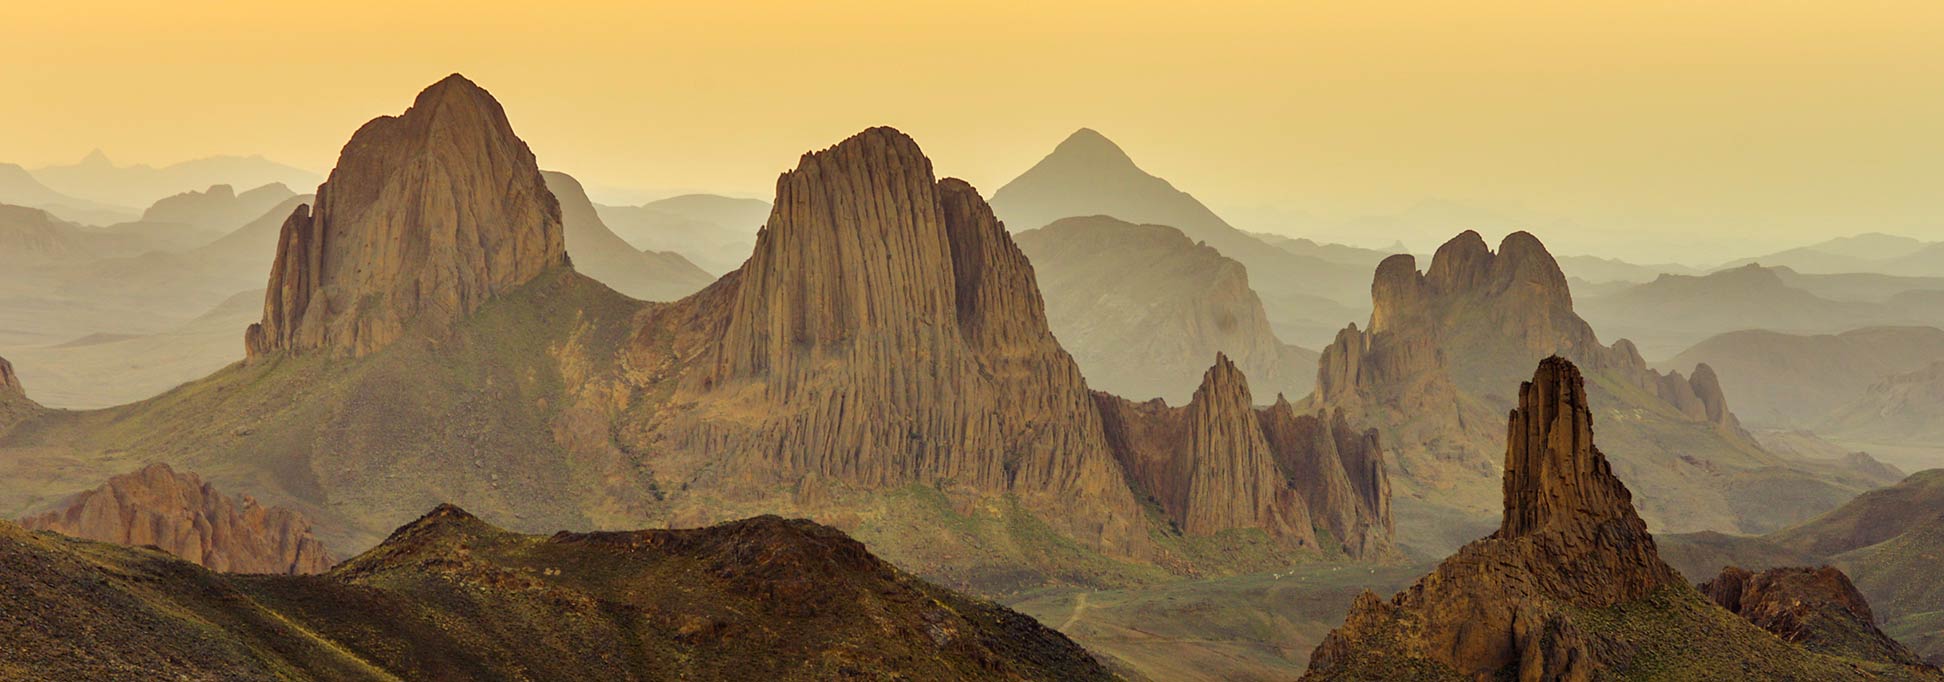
left=246, top=73, right=568, bottom=359
left=1500, top=356, right=1641, bottom=537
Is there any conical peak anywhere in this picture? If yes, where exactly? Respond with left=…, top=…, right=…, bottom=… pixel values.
left=411, top=73, right=497, bottom=115
left=1050, top=128, right=1137, bottom=167
left=1500, top=356, right=1644, bottom=538
left=1191, top=353, right=1253, bottom=407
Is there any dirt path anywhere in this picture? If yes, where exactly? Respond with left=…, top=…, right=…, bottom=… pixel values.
left=1060, top=592, right=1090, bottom=630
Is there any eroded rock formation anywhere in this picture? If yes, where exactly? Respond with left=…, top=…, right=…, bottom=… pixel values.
left=19, top=462, right=332, bottom=574
left=1305, top=358, right=1678, bottom=679
left=0, top=355, right=36, bottom=431
left=246, top=74, right=568, bottom=359
left=1094, top=354, right=1394, bottom=557
left=1702, top=565, right=1925, bottom=666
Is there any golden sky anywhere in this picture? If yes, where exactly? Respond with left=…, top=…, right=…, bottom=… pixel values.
left=4, top=1, right=1941, bottom=258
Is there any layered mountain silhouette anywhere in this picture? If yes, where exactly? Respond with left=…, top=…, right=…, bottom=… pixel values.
left=0, top=75, right=1393, bottom=593
left=1818, top=362, right=1944, bottom=446
left=29, top=148, right=320, bottom=210
left=1668, top=326, right=1944, bottom=427
left=0, top=162, right=137, bottom=225
left=1302, top=357, right=1935, bottom=680
left=1724, top=232, right=1942, bottom=277
left=0, top=504, right=1112, bottom=680
left=596, top=193, right=771, bottom=275
left=1016, top=215, right=1316, bottom=404
left=1578, top=263, right=1933, bottom=357
left=991, top=128, right=1371, bottom=348
left=543, top=170, right=715, bottom=301
left=1308, top=230, right=1893, bottom=556
left=18, top=462, right=332, bottom=574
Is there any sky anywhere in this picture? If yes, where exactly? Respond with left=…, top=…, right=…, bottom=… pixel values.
left=4, top=0, right=1941, bottom=262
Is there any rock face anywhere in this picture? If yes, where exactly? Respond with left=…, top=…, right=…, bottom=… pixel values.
left=1305, top=358, right=1677, bottom=679
left=1310, top=230, right=1832, bottom=551
left=246, top=74, right=568, bottom=359
left=542, top=170, right=714, bottom=301
left=18, top=462, right=332, bottom=574
left=1094, top=354, right=1393, bottom=557
left=1015, top=215, right=1317, bottom=404
left=0, top=355, right=36, bottom=431
left=1701, top=565, right=1925, bottom=666
left=658, top=127, right=1149, bottom=556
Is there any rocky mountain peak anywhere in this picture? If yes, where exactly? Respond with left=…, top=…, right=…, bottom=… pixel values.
left=17, top=462, right=333, bottom=574
left=246, top=73, right=567, bottom=359
left=1500, top=356, right=1643, bottom=537
left=1045, top=127, right=1139, bottom=169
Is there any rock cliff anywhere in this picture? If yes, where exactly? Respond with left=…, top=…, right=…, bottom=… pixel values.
left=1015, top=215, right=1316, bottom=404
left=0, top=355, right=36, bottom=431
left=18, top=462, right=332, bottom=574
left=1302, top=358, right=1931, bottom=680
left=1702, top=565, right=1925, bottom=666
left=246, top=73, right=568, bottom=359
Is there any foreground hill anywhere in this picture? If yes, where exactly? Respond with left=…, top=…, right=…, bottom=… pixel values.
left=990, top=129, right=1370, bottom=348
left=0, top=75, right=1395, bottom=594
left=1662, top=470, right=1944, bottom=664
left=1302, top=358, right=1935, bottom=680
left=0, top=505, right=1112, bottom=681
left=1017, top=215, right=1316, bottom=404
left=1308, top=231, right=1890, bottom=557
left=1666, top=326, right=1944, bottom=427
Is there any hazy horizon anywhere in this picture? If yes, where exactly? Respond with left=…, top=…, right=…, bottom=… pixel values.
left=8, top=1, right=1943, bottom=262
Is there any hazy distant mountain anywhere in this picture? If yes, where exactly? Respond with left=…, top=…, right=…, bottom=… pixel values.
left=0, top=162, right=137, bottom=225
left=595, top=194, right=770, bottom=274
left=0, top=204, right=148, bottom=265
left=1556, top=254, right=1703, bottom=283
left=1250, top=232, right=1408, bottom=270
left=1724, top=233, right=1933, bottom=272
left=1016, top=215, right=1317, bottom=404
left=1666, top=327, right=1944, bottom=427
left=990, top=129, right=1371, bottom=348
left=1577, top=264, right=1924, bottom=358
left=30, top=149, right=320, bottom=210
left=1819, top=362, right=1944, bottom=445
left=1770, top=266, right=1944, bottom=302
left=83, top=182, right=302, bottom=253
left=543, top=171, right=715, bottom=301
left=2, top=288, right=262, bottom=408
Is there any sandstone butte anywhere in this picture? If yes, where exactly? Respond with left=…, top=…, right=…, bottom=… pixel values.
left=246, top=73, right=568, bottom=359
left=1302, top=228, right=1893, bottom=545
left=22, top=74, right=1397, bottom=573
left=1301, top=357, right=1936, bottom=681
left=18, top=462, right=332, bottom=574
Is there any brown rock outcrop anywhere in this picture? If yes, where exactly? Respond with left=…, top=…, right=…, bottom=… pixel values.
left=1701, top=565, right=1925, bottom=666
left=19, top=462, right=332, bottom=574
left=1014, top=215, right=1316, bottom=404
left=0, top=355, right=36, bottom=431
left=1095, top=355, right=1315, bottom=544
left=1257, top=400, right=1393, bottom=558
left=246, top=74, right=568, bottom=359
left=1305, top=358, right=1679, bottom=680
left=653, top=127, right=1148, bottom=556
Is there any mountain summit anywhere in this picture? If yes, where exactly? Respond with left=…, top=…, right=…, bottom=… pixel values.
left=246, top=74, right=569, bottom=359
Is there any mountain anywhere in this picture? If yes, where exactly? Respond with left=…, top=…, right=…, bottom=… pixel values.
left=247, top=74, right=570, bottom=359
left=18, top=462, right=331, bottom=574
left=595, top=193, right=771, bottom=275
left=0, top=203, right=147, bottom=264
left=1249, top=233, right=1407, bottom=271
left=1094, top=355, right=1394, bottom=559
left=1666, top=327, right=1944, bottom=427
left=0, top=77, right=1393, bottom=596
left=0, top=162, right=137, bottom=225
left=1700, top=565, right=1928, bottom=667
left=543, top=170, right=715, bottom=301
left=1770, top=267, right=1944, bottom=303
left=1016, top=215, right=1316, bottom=404
left=104, top=182, right=300, bottom=252
left=1576, top=263, right=1924, bottom=358
left=0, top=354, right=36, bottom=432
left=990, top=129, right=1372, bottom=349
left=1302, top=357, right=1934, bottom=680
left=1819, top=362, right=1944, bottom=445
left=0, top=505, right=1113, bottom=681
left=1724, top=233, right=1936, bottom=274
left=1309, top=231, right=1890, bottom=557
left=29, top=148, right=320, bottom=210
left=1555, top=254, right=1701, bottom=283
